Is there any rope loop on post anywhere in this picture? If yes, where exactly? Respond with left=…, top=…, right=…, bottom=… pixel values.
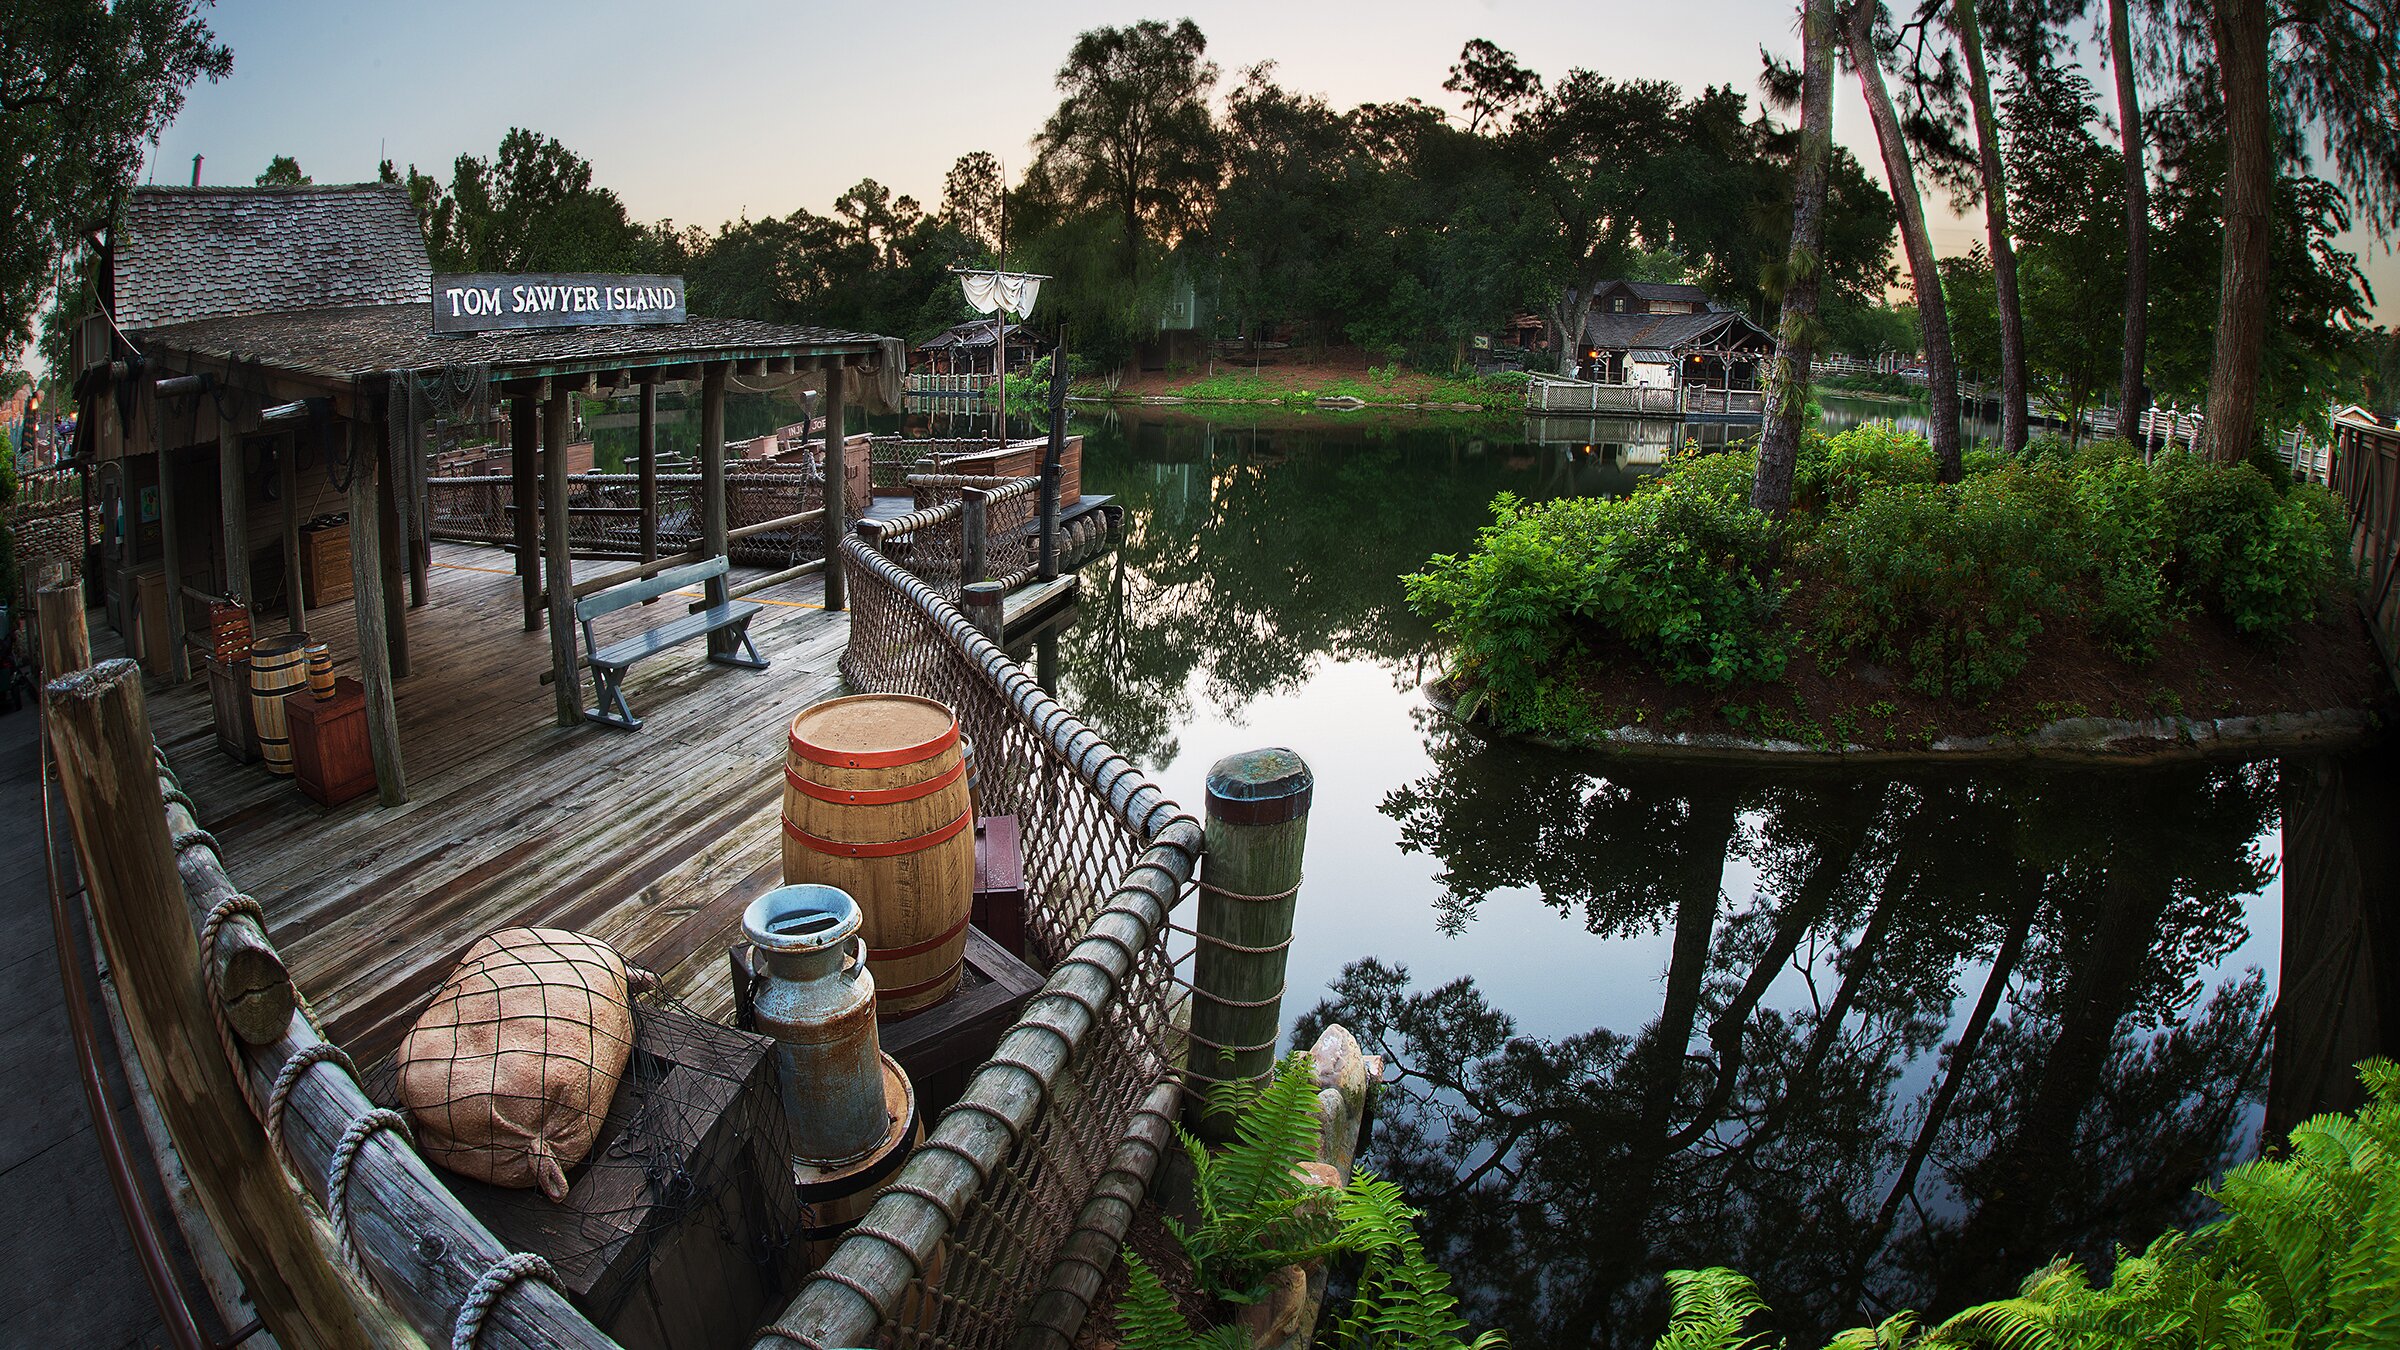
left=326, top=1107, right=413, bottom=1273
left=451, top=1251, right=557, bottom=1350
left=1194, top=878, right=1302, bottom=905
left=268, top=1041, right=357, bottom=1169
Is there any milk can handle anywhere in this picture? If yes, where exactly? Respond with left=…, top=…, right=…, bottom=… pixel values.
left=848, top=935, right=870, bottom=984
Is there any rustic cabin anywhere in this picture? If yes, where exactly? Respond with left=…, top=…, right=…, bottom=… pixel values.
left=912, top=318, right=1041, bottom=377
left=1534, top=280, right=1777, bottom=418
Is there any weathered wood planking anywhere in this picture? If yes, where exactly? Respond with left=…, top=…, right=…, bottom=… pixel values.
left=123, top=540, right=850, bottom=1066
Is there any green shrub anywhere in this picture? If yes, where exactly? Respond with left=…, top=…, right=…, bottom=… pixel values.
left=1806, top=466, right=2073, bottom=699
left=1406, top=483, right=1786, bottom=728
left=2066, top=450, right=2177, bottom=661
left=1793, top=423, right=1937, bottom=515
left=2152, top=453, right=2348, bottom=641
left=1650, top=1060, right=2400, bottom=1350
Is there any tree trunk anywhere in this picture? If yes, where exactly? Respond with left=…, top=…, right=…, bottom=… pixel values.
left=2203, top=0, right=2273, bottom=462
left=1955, top=0, right=2029, bottom=454
left=1844, top=0, right=1964, bottom=479
left=1753, top=0, right=1838, bottom=518
left=2111, top=0, right=2151, bottom=442
left=1549, top=286, right=1595, bottom=377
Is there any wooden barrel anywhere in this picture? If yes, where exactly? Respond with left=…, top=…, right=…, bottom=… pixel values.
left=782, top=695, right=974, bottom=1017
left=249, top=634, right=311, bottom=776
left=306, top=643, right=336, bottom=700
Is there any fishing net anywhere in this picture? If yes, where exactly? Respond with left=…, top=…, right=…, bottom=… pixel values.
left=395, top=927, right=639, bottom=1201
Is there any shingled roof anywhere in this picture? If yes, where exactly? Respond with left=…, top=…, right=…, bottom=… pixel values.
left=1592, top=279, right=1719, bottom=308
left=114, top=183, right=432, bottom=330
left=1582, top=308, right=1774, bottom=354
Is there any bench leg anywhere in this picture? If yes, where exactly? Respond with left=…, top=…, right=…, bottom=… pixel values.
left=583, top=664, right=643, bottom=731
left=708, top=621, right=769, bottom=671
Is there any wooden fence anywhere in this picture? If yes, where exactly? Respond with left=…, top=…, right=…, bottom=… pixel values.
left=2332, top=412, right=2400, bottom=674
left=1526, top=377, right=1763, bottom=418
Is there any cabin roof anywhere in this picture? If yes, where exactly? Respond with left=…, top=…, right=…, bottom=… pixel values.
left=135, top=302, right=894, bottom=382
left=1581, top=308, right=1774, bottom=354
left=918, top=318, right=1030, bottom=351
left=1592, top=279, right=1718, bottom=307
left=115, top=183, right=433, bottom=329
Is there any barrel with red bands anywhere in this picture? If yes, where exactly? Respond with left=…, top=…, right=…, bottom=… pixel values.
left=780, top=694, right=974, bottom=1017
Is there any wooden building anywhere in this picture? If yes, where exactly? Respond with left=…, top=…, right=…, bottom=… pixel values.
left=68, top=182, right=899, bottom=805
left=1566, top=280, right=1776, bottom=416
left=913, top=318, right=1040, bottom=377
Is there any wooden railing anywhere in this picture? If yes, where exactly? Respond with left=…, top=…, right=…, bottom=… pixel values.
left=1525, top=377, right=1763, bottom=417
left=2331, top=413, right=2400, bottom=674
left=904, top=372, right=996, bottom=396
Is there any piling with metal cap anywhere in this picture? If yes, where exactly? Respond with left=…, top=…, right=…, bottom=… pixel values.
left=1187, top=746, right=1313, bottom=1141
left=743, top=884, right=890, bottom=1165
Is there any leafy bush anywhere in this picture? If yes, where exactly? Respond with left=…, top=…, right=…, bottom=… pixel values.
left=2066, top=447, right=2177, bottom=661
left=1406, top=483, right=1786, bottom=726
left=1650, top=1059, right=2400, bottom=1350
left=2151, top=452, right=2348, bottom=641
left=1806, top=466, right=2074, bottom=698
left=1792, top=422, right=1937, bottom=516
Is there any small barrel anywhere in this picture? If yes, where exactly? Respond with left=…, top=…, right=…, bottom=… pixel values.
left=782, top=695, right=974, bottom=1017
left=306, top=643, right=336, bottom=700
left=249, top=634, right=311, bottom=776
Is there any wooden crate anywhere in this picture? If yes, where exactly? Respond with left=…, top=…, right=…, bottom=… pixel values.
left=369, top=1004, right=804, bottom=1350
left=300, top=522, right=352, bottom=608
left=972, top=815, right=1027, bottom=959
left=286, top=678, right=375, bottom=807
left=205, top=656, right=258, bottom=763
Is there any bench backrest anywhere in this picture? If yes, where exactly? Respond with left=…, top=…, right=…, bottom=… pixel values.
left=576, top=556, right=729, bottom=622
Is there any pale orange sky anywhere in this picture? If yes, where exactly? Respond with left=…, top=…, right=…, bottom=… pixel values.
left=135, top=1, right=2396, bottom=323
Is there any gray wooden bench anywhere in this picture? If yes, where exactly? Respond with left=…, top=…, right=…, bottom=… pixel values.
left=577, top=556, right=766, bottom=730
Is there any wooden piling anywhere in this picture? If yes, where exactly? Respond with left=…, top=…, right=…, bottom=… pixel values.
left=376, top=436, right=408, bottom=678
left=512, top=392, right=540, bottom=630
left=1188, top=747, right=1313, bottom=1140
left=963, top=580, right=1007, bottom=643
left=823, top=369, right=848, bottom=611
left=962, top=486, right=990, bottom=586
left=44, top=659, right=373, bottom=1350
left=1040, top=352, right=1066, bottom=581
left=280, top=431, right=304, bottom=625
left=638, top=374, right=659, bottom=569
left=219, top=419, right=248, bottom=606
left=543, top=391, right=578, bottom=725
left=347, top=418, right=406, bottom=805
left=699, top=363, right=729, bottom=611
left=36, top=578, right=90, bottom=674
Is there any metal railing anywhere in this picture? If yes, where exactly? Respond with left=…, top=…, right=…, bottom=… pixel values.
left=754, top=526, right=1202, bottom=1350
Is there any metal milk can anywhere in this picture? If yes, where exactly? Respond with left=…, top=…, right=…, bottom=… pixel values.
left=742, top=884, right=889, bottom=1165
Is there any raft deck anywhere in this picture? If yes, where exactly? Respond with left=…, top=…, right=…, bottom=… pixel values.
left=129, top=540, right=847, bottom=1063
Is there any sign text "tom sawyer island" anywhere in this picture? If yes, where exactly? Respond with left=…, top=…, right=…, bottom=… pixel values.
left=431, top=274, right=687, bottom=334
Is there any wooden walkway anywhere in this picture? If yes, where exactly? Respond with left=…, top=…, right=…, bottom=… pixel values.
left=134, top=541, right=848, bottom=1064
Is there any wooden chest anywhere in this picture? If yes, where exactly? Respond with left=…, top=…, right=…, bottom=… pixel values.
left=371, top=1005, right=805, bottom=1350
left=205, top=656, right=258, bottom=763
left=300, top=522, right=352, bottom=608
left=285, top=677, right=374, bottom=806
left=972, top=814, right=1027, bottom=959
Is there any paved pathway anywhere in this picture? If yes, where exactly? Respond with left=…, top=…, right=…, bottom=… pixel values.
left=0, top=700, right=175, bottom=1348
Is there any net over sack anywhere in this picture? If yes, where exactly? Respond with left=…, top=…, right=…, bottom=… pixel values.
left=396, top=927, right=640, bottom=1201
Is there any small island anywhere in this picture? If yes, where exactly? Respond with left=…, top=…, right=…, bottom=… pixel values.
left=1409, top=424, right=2388, bottom=760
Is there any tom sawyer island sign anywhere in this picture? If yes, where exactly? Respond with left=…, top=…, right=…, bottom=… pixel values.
left=431, top=274, right=687, bottom=335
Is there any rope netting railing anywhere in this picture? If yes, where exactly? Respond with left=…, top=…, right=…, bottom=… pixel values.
left=868, top=437, right=1008, bottom=492
left=753, top=529, right=1202, bottom=1350
left=426, top=467, right=834, bottom=567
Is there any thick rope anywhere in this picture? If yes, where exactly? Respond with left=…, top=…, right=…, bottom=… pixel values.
left=189, top=889, right=270, bottom=1115
left=1165, top=922, right=1295, bottom=957
left=451, top=1251, right=557, bottom=1350
left=268, top=1041, right=357, bottom=1170
left=1193, top=878, right=1302, bottom=905
left=326, top=1108, right=412, bottom=1274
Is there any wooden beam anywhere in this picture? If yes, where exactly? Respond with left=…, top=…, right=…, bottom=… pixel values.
left=348, top=419, right=405, bottom=805
left=280, top=431, right=303, bottom=627
left=153, top=392, right=189, bottom=682
left=511, top=393, right=540, bottom=629
left=44, top=661, right=376, bottom=1350
left=638, top=377, right=658, bottom=572
left=698, top=362, right=730, bottom=623
left=823, top=368, right=848, bottom=611
left=543, top=392, right=579, bottom=726
left=219, top=417, right=248, bottom=607
left=36, top=579, right=89, bottom=673
left=376, top=438, right=407, bottom=679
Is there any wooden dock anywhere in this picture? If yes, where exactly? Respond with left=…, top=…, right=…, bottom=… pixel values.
left=128, top=540, right=848, bottom=1065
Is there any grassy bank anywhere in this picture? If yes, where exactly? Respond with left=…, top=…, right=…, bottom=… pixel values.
left=1408, top=425, right=2382, bottom=748
left=1010, top=357, right=1532, bottom=411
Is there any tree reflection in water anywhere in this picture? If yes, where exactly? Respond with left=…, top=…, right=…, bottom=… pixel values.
left=1307, top=725, right=2282, bottom=1348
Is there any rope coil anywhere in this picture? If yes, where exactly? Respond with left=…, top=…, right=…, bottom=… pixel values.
left=267, top=1041, right=358, bottom=1170
left=326, top=1107, right=413, bottom=1273
left=450, top=1251, right=556, bottom=1350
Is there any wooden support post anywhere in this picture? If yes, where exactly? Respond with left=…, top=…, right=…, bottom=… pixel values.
left=43, top=660, right=375, bottom=1350
left=218, top=418, right=248, bottom=606
left=963, top=580, right=1006, bottom=643
left=823, top=367, right=848, bottom=610
left=638, top=374, right=659, bottom=569
left=543, top=392, right=579, bottom=726
left=699, top=363, right=728, bottom=595
left=280, top=431, right=303, bottom=624
left=1040, top=351, right=1067, bottom=582
left=152, top=394, right=190, bottom=682
left=376, top=443, right=407, bottom=678
left=512, top=393, right=540, bottom=630
left=37, top=578, right=90, bottom=674
left=1188, top=747, right=1313, bottom=1142
left=348, top=419, right=406, bottom=805
left=157, top=782, right=297, bottom=1044
left=961, top=486, right=990, bottom=586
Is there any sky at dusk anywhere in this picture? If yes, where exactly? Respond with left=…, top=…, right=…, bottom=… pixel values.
left=136, top=0, right=2397, bottom=322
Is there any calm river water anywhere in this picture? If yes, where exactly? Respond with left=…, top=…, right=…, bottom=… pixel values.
left=977, top=402, right=2393, bottom=1348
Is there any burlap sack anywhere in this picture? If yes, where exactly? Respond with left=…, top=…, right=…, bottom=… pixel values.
left=395, top=928, right=637, bottom=1201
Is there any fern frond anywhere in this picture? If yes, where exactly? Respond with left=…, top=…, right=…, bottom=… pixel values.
left=1118, top=1254, right=1201, bottom=1350
left=1653, top=1268, right=1772, bottom=1350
